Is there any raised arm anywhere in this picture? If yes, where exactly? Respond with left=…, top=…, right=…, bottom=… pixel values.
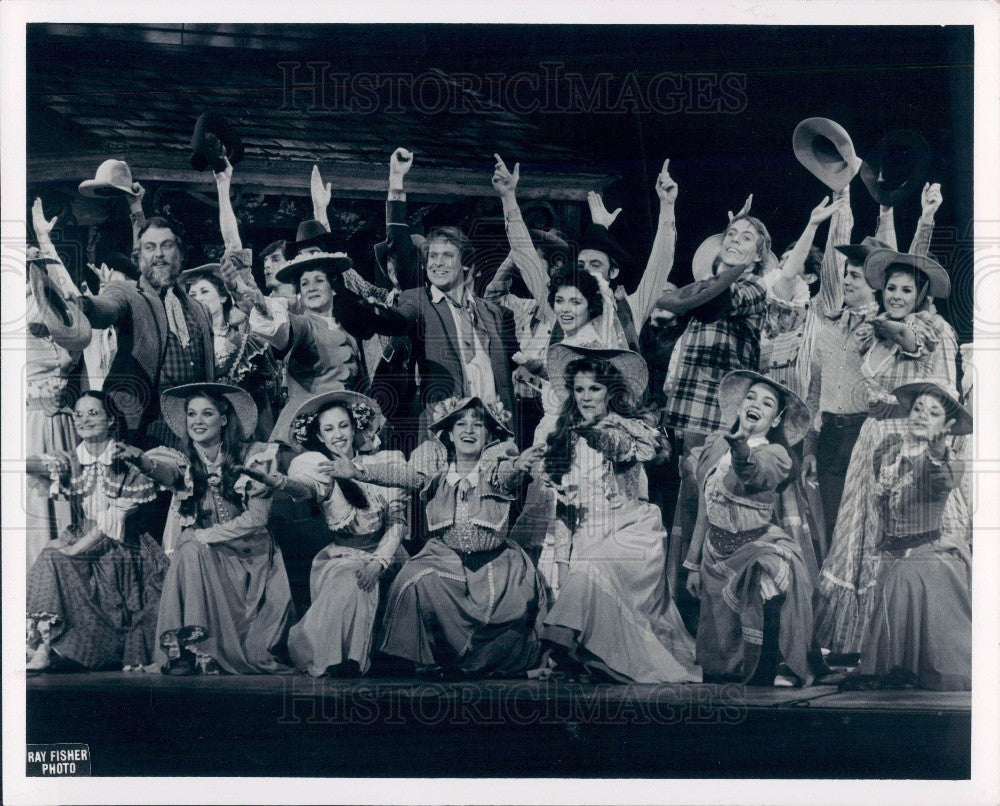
left=30, top=198, right=83, bottom=301
left=215, top=158, right=243, bottom=252
left=385, top=148, right=423, bottom=291
left=772, top=195, right=845, bottom=302
left=128, top=182, right=146, bottom=258
left=311, top=164, right=333, bottom=232
left=875, top=204, right=899, bottom=252
left=909, top=182, right=941, bottom=258
left=630, top=159, right=678, bottom=325
left=817, top=186, right=854, bottom=318
left=724, top=434, right=792, bottom=495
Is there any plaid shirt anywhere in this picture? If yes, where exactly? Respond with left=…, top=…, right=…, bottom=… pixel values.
left=662, top=275, right=767, bottom=435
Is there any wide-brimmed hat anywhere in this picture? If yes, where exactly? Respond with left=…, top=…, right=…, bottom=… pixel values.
left=27, top=261, right=93, bottom=352
left=717, top=370, right=811, bottom=446
left=78, top=159, right=139, bottom=198
left=428, top=396, right=514, bottom=438
left=373, top=233, right=426, bottom=273
left=863, top=249, right=950, bottom=299
left=178, top=263, right=224, bottom=288
left=890, top=381, right=972, bottom=436
left=547, top=344, right=649, bottom=405
left=578, top=224, right=635, bottom=283
left=287, top=390, right=386, bottom=452
left=160, top=383, right=257, bottom=441
left=835, top=236, right=893, bottom=267
left=656, top=260, right=747, bottom=317
left=284, top=219, right=344, bottom=260
left=859, top=130, right=932, bottom=208
left=691, top=229, right=780, bottom=282
left=274, top=251, right=354, bottom=286
left=530, top=228, right=571, bottom=264
left=189, top=112, right=244, bottom=173
left=99, top=251, right=141, bottom=282
left=792, top=118, right=863, bottom=192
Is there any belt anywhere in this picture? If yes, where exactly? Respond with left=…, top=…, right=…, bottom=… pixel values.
left=821, top=412, right=867, bottom=428
left=708, top=522, right=771, bottom=556
left=882, top=529, right=940, bottom=553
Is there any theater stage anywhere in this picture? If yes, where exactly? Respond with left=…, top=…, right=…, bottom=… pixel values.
left=26, top=673, right=970, bottom=779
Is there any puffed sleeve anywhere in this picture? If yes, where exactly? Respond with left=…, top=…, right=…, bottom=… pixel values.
left=287, top=450, right=335, bottom=502
left=897, top=311, right=941, bottom=360
left=366, top=450, right=411, bottom=569
left=582, top=414, right=660, bottom=464
left=725, top=439, right=792, bottom=495
left=483, top=439, right=526, bottom=494
left=359, top=438, right=446, bottom=492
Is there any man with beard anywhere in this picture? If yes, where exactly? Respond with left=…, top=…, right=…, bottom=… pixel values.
left=44, top=216, right=215, bottom=447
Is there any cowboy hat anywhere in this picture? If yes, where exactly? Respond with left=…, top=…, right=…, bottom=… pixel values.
left=835, top=236, right=892, bottom=267
left=546, top=344, right=649, bottom=405
left=792, top=118, right=863, bottom=192
left=859, top=130, right=932, bottom=208
left=656, top=260, right=747, bottom=317
left=578, top=224, right=635, bottom=281
left=717, top=370, right=811, bottom=446
left=189, top=112, right=244, bottom=173
left=99, top=251, right=141, bottom=282
left=890, top=380, right=972, bottom=436
left=691, top=227, right=780, bottom=282
left=159, top=383, right=257, bottom=441
left=78, top=159, right=139, bottom=198
left=428, top=396, right=514, bottom=438
left=863, top=249, right=950, bottom=299
left=373, top=233, right=426, bottom=273
left=178, top=263, right=224, bottom=288
left=287, top=390, right=386, bottom=452
left=530, top=228, right=571, bottom=267
left=27, top=261, right=93, bottom=353
left=274, top=251, right=354, bottom=286
left=284, top=219, right=343, bottom=260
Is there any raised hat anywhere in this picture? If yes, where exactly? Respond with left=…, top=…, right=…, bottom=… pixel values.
left=78, top=159, right=139, bottom=198
left=27, top=261, right=92, bottom=353
left=190, top=112, right=244, bottom=173
left=859, top=130, right=932, bottom=208
left=792, top=118, right=863, bottom=192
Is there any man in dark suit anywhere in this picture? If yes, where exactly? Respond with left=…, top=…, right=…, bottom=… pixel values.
left=47, top=216, right=215, bottom=446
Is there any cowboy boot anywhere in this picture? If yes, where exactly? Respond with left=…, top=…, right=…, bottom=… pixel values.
left=159, top=628, right=196, bottom=676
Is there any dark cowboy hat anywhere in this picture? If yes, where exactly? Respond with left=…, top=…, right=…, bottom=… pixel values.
left=274, top=252, right=354, bottom=286
left=859, top=130, right=932, bottom=208
left=284, top=219, right=344, bottom=259
left=373, top=233, right=426, bottom=273
left=189, top=112, right=244, bottom=173
left=27, top=260, right=93, bottom=353
left=835, top=236, right=893, bottom=267
left=863, top=249, right=950, bottom=299
left=427, top=396, right=514, bottom=438
left=530, top=228, right=571, bottom=266
left=160, top=382, right=257, bottom=441
left=718, top=369, right=811, bottom=446
left=546, top=344, right=649, bottom=404
left=792, top=118, right=863, bottom=192
left=78, top=159, right=141, bottom=198
left=177, top=262, right=223, bottom=288
left=890, top=380, right=972, bottom=436
left=656, top=259, right=748, bottom=317
left=99, top=251, right=141, bottom=282
left=80, top=265, right=101, bottom=295
left=578, top=224, right=633, bottom=278
left=287, top=390, right=386, bottom=452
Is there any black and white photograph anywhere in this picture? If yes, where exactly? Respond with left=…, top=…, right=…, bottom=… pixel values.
left=3, top=1, right=999, bottom=803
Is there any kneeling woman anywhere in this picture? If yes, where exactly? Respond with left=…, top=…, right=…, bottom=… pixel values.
left=142, top=383, right=295, bottom=674
left=541, top=346, right=701, bottom=684
left=856, top=381, right=971, bottom=690
left=257, top=391, right=409, bottom=676
left=327, top=397, right=547, bottom=678
left=684, top=370, right=814, bottom=686
left=26, top=391, right=167, bottom=672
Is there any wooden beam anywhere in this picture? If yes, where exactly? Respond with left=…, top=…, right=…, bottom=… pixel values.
left=28, top=153, right=617, bottom=202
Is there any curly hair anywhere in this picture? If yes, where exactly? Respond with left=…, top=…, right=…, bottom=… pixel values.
left=547, top=269, right=603, bottom=324
left=178, top=390, right=249, bottom=521
left=543, top=356, right=638, bottom=484
left=878, top=263, right=932, bottom=315
left=297, top=402, right=370, bottom=510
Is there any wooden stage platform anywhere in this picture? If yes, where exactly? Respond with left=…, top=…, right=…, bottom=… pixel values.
left=26, top=673, right=970, bottom=778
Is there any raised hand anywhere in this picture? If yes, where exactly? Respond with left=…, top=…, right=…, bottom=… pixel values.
left=728, top=194, right=753, bottom=222
left=31, top=197, right=58, bottom=242
left=214, top=156, right=234, bottom=184
left=310, top=164, right=332, bottom=210
left=655, top=159, right=677, bottom=205
left=920, top=182, right=943, bottom=219
left=587, top=191, right=622, bottom=228
left=389, top=147, right=414, bottom=189
left=491, top=154, right=520, bottom=197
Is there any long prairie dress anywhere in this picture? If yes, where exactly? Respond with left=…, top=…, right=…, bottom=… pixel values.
left=541, top=415, right=702, bottom=684
left=814, top=310, right=964, bottom=654
left=286, top=450, right=410, bottom=676
left=150, top=443, right=295, bottom=674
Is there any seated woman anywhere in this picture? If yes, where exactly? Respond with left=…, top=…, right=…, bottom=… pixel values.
left=684, top=370, right=815, bottom=686
left=243, top=390, right=409, bottom=677
left=540, top=345, right=701, bottom=684
left=139, top=383, right=295, bottom=674
left=327, top=397, right=547, bottom=678
left=853, top=381, right=971, bottom=690
left=26, top=391, right=167, bottom=673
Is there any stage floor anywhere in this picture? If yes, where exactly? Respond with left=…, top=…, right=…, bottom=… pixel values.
left=26, top=673, right=970, bottom=778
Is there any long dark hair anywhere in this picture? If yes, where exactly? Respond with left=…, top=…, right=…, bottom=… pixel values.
left=730, top=381, right=800, bottom=494
left=299, top=402, right=370, bottom=510
left=543, top=356, right=637, bottom=484
left=179, top=390, right=248, bottom=520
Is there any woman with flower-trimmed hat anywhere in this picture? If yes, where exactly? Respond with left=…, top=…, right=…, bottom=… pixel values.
left=814, top=249, right=964, bottom=659
left=322, top=396, right=547, bottom=678
left=136, top=383, right=295, bottom=674
left=539, top=344, right=701, bottom=684
left=684, top=370, right=818, bottom=686
left=237, top=390, right=410, bottom=677
left=850, top=381, right=972, bottom=690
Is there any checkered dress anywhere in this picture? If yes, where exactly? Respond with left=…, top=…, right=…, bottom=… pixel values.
left=661, top=276, right=766, bottom=435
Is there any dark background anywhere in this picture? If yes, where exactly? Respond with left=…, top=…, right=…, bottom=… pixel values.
left=27, top=24, right=974, bottom=339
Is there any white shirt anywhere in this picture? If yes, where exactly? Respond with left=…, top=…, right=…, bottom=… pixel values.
left=429, top=285, right=498, bottom=403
